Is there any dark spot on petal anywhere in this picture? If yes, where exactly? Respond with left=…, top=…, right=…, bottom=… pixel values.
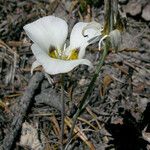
left=49, top=45, right=56, bottom=53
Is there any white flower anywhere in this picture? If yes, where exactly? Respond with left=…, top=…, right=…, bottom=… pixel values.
left=23, top=16, right=100, bottom=75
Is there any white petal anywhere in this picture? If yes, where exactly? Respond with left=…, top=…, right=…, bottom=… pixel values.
left=31, top=60, right=41, bottom=75
left=31, top=44, right=93, bottom=75
left=24, top=16, right=68, bottom=52
left=68, top=22, right=101, bottom=58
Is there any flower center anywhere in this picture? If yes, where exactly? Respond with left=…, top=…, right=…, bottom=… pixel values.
left=49, top=47, right=79, bottom=60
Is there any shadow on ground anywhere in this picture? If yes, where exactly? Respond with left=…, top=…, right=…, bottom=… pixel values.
left=105, top=103, right=150, bottom=150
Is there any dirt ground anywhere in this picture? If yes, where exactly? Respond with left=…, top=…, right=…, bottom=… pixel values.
left=0, top=0, right=150, bottom=150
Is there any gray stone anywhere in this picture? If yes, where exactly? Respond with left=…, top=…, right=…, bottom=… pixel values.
left=142, top=3, right=150, bottom=21
left=125, top=2, right=142, bottom=16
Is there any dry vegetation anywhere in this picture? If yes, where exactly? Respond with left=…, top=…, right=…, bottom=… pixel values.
left=0, top=0, right=150, bottom=150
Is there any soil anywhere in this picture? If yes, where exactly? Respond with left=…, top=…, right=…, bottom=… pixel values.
left=0, top=0, right=150, bottom=150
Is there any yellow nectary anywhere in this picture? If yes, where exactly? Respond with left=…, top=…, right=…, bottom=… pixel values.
left=49, top=48, right=79, bottom=60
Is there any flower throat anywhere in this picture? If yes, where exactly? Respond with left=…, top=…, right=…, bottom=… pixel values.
left=49, top=46, right=79, bottom=60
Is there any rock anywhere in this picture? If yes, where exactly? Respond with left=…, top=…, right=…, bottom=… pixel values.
left=125, top=2, right=142, bottom=16
left=142, top=3, right=150, bottom=21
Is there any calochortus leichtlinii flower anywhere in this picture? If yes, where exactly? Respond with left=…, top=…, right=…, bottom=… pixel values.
left=23, top=16, right=101, bottom=75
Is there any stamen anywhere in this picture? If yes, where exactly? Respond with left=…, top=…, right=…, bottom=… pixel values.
left=49, top=45, right=79, bottom=60
left=63, top=43, right=66, bottom=52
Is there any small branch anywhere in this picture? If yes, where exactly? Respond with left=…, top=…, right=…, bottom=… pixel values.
left=1, top=72, right=44, bottom=150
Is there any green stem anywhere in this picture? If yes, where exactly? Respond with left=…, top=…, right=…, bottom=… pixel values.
left=61, top=74, right=65, bottom=150
left=68, top=39, right=110, bottom=143
left=67, top=0, right=117, bottom=146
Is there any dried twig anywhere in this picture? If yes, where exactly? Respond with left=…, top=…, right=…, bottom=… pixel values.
left=1, top=72, right=44, bottom=150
